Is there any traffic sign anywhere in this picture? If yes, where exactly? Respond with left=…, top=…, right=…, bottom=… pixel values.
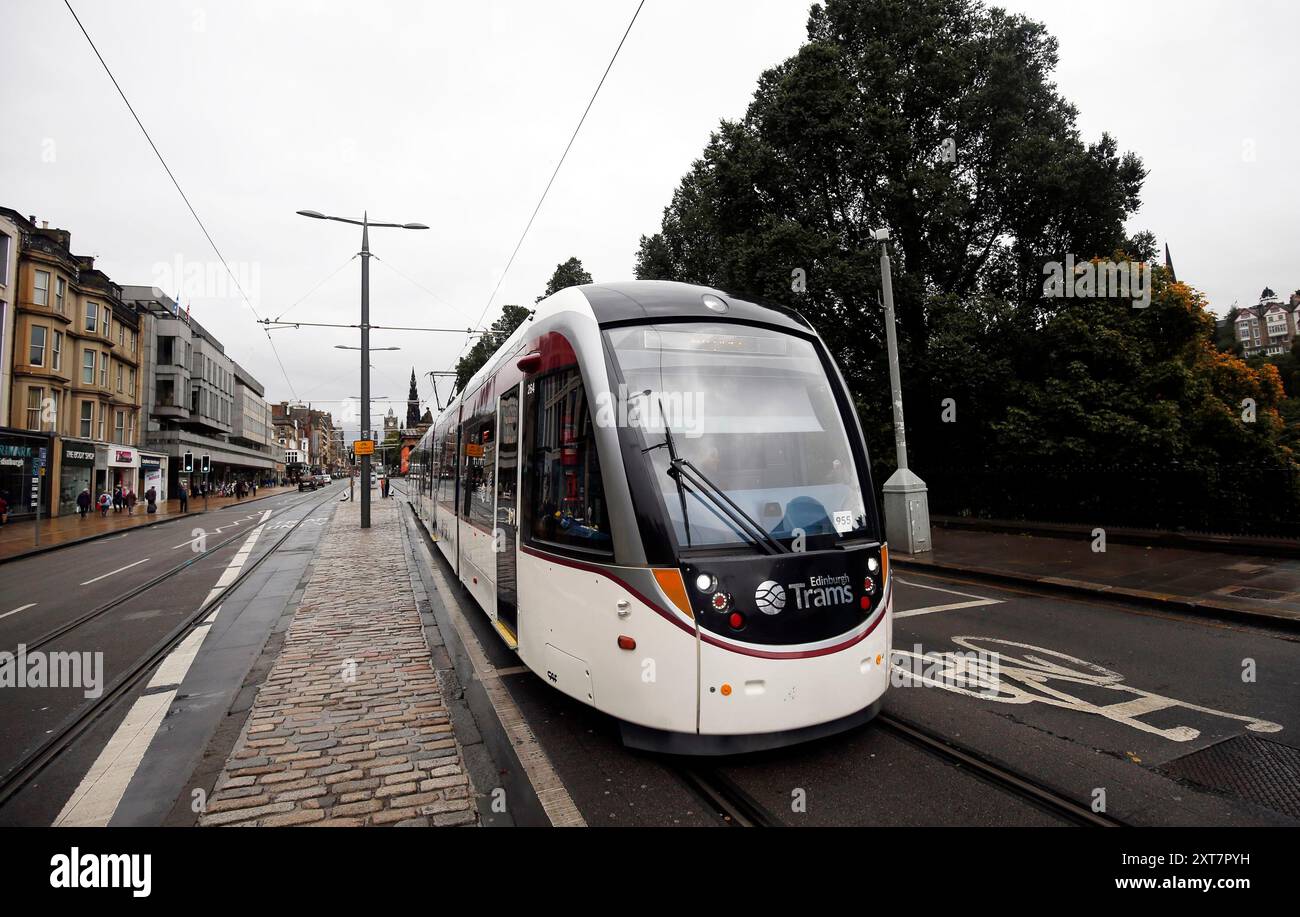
left=353, top=439, right=375, bottom=456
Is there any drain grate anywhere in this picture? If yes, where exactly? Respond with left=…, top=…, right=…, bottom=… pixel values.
left=1159, top=734, right=1300, bottom=819
left=1226, top=586, right=1288, bottom=601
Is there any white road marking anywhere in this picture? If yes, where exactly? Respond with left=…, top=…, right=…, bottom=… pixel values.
left=54, top=604, right=226, bottom=827
left=79, top=558, right=150, bottom=585
left=895, top=598, right=1001, bottom=618
left=0, top=603, right=37, bottom=621
left=407, top=513, right=585, bottom=827
left=893, top=576, right=1002, bottom=618
left=891, top=635, right=1283, bottom=741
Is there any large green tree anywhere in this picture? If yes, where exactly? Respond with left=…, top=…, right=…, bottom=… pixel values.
left=636, top=0, right=1300, bottom=530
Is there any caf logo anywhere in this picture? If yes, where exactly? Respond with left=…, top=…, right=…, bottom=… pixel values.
left=755, top=580, right=786, bottom=615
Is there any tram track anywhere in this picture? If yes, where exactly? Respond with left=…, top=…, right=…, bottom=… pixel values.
left=0, top=485, right=344, bottom=813
left=12, top=487, right=333, bottom=655
left=876, top=712, right=1128, bottom=827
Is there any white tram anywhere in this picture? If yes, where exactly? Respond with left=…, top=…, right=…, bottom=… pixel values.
left=408, top=281, right=892, bottom=753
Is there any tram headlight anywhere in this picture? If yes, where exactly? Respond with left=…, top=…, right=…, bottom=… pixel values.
left=867, top=557, right=879, bottom=574
left=694, top=572, right=716, bottom=593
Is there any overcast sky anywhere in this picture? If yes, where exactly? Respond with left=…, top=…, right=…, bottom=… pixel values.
left=3, top=0, right=1297, bottom=438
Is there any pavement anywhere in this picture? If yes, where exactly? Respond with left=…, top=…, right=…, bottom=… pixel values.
left=197, top=492, right=478, bottom=827
left=0, top=484, right=303, bottom=563
left=894, top=524, right=1300, bottom=628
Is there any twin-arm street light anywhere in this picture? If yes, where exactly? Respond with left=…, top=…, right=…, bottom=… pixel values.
left=297, top=210, right=428, bottom=529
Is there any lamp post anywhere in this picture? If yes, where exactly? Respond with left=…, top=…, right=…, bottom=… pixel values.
left=297, top=210, right=427, bottom=528
left=872, top=228, right=931, bottom=554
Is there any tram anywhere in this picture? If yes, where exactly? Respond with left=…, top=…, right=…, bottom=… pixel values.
left=408, top=281, right=891, bottom=753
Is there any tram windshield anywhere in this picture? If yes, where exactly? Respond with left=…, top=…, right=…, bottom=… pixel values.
left=604, top=322, right=876, bottom=551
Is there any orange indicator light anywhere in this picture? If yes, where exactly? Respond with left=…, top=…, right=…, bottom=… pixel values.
left=720, top=683, right=732, bottom=696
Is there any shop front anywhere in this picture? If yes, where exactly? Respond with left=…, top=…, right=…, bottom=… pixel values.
left=58, top=438, right=96, bottom=516
left=140, top=453, right=167, bottom=503
left=0, top=428, right=53, bottom=520
left=96, top=443, right=140, bottom=497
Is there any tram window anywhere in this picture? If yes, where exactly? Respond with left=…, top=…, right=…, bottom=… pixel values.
left=460, top=415, right=495, bottom=526
left=522, top=366, right=613, bottom=556
left=438, top=425, right=458, bottom=508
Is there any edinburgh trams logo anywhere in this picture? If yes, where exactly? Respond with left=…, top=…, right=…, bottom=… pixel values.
left=755, top=580, right=786, bottom=615
left=755, top=574, right=854, bottom=613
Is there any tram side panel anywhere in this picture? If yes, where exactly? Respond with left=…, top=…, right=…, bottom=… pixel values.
left=515, top=550, right=699, bottom=735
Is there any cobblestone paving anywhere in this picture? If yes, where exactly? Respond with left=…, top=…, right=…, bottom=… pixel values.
left=200, top=494, right=477, bottom=826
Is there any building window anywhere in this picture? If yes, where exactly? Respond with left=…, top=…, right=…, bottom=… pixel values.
left=97, top=403, right=105, bottom=440
left=26, top=387, right=44, bottom=431
left=1238, top=325, right=1250, bottom=341
left=99, top=351, right=108, bottom=387
left=52, top=331, right=62, bottom=371
left=85, top=301, right=98, bottom=333
left=29, top=325, right=47, bottom=366
left=80, top=401, right=93, bottom=438
left=115, top=410, right=125, bottom=442
left=34, top=270, right=50, bottom=306
left=55, top=276, right=66, bottom=313
left=118, top=323, right=125, bottom=345
left=82, top=349, right=95, bottom=384
left=50, top=390, right=59, bottom=433
left=116, top=364, right=123, bottom=393
left=0, top=232, right=9, bottom=285
left=128, top=367, right=135, bottom=395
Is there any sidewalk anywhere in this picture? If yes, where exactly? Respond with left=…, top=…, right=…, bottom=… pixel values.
left=199, top=492, right=478, bottom=827
left=895, top=525, right=1300, bottom=628
left=0, top=485, right=301, bottom=563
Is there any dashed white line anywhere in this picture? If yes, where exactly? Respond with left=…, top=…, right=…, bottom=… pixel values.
left=79, top=558, right=150, bottom=586
left=0, top=603, right=37, bottom=621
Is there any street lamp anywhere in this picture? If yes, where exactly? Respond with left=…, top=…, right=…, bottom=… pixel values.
left=298, top=209, right=427, bottom=528
left=872, top=228, right=931, bottom=554
left=335, top=345, right=401, bottom=351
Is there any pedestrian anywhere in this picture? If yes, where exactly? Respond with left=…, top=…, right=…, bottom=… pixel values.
left=178, top=483, right=189, bottom=513
left=0, top=492, right=8, bottom=526
left=126, top=488, right=137, bottom=516
left=146, top=486, right=157, bottom=514
left=113, top=487, right=123, bottom=514
left=77, top=487, right=91, bottom=519
left=98, top=491, right=111, bottom=517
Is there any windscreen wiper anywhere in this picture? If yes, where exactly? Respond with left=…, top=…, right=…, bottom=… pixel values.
left=637, top=391, right=789, bottom=556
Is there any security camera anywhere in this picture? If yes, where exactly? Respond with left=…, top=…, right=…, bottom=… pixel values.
left=870, top=228, right=891, bottom=242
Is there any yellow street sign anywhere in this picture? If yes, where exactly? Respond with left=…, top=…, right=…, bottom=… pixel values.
left=353, top=439, right=375, bottom=455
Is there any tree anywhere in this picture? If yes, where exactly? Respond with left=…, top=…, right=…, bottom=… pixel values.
left=634, top=0, right=1300, bottom=530
left=406, top=368, right=421, bottom=428
left=538, top=257, right=593, bottom=302
left=454, top=304, right=533, bottom=394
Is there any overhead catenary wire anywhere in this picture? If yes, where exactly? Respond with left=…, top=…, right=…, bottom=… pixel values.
left=452, top=0, right=647, bottom=375
left=274, top=253, right=359, bottom=322
left=63, top=0, right=300, bottom=401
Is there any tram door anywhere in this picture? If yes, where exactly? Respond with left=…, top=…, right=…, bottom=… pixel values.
left=495, top=388, right=520, bottom=635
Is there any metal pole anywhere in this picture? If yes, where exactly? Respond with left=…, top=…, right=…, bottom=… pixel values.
left=876, top=231, right=932, bottom=554
left=360, top=214, right=372, bottom=529
left=880, top=242, right=908, bottom=471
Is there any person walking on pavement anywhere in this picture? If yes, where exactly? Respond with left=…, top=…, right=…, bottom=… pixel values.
left=125, top=487, right=137, bottom=516
left=146, top=486, right=158, bottom=514
left=178, top=483, right=188, bottom=513
left=77, top=487, right=92, bottom=519
left=98, top=491, right=111, bottom=517
left=113, top=486, right=123, bottom=514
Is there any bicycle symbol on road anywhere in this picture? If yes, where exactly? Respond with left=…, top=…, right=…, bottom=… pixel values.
left=891, top=636, right=1282, bottom=742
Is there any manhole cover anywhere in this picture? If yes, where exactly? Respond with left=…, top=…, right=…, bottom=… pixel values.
left=1226, top=586, right=1288, bottom=601
left=1159, top=734, right=1300, bottom=819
